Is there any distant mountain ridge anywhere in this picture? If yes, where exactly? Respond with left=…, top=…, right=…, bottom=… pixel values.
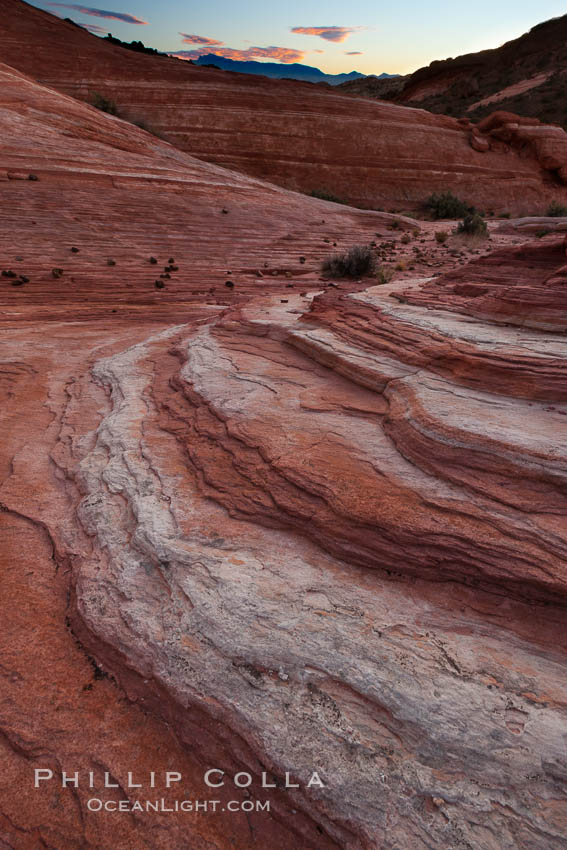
left=194, top=53, right=386, bottom=85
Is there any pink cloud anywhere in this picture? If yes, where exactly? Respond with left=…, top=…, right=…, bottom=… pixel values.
left=290, top=26, right=363, bottom=43
left=170, top=46, right=305, bottom=64
left=344, top=51, right=363, bottom=55
left=48, top=4, right=148, bottom=24
left=83, top=22, right=107, bottom=32
left=179, top=33, right=224, bottom=46
left=312, top=49, right=324, bottom=54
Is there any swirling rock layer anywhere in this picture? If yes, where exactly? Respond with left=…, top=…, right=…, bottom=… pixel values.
left=1, top=41, right=567, bottom=850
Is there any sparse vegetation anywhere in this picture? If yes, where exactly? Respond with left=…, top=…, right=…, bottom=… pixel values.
left=424, top=192, right=475, bottom=220
left=456, top=213, right=488, bottom=237
left=547, top=201, right=567, bottom=217
left=435, top=230, right=449, bottom=243
left=322, top=245, right=376, bottom=278
left=104, top=33, right=166, bottom=57
left=91, top=92, right=118, bottom=115
left=376, top=266, right=394, bottom=285
left=401, top=233, right=411, bottom=244
left=309, top=189, right=347, bottom=205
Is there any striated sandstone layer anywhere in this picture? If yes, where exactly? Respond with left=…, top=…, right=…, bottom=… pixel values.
left=2, top=45, right=567, bottom=850
left=396, top=237, right=567, bottom=330
left=2, top=0, right=567, bottom=213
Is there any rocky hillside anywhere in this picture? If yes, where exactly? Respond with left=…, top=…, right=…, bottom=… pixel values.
left=341, top=14, right=567, bottom=128
left=2, top=0, right=567, bottom=214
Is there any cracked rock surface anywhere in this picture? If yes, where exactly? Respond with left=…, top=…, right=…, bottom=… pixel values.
left=1, top=35, right=567, bottom=850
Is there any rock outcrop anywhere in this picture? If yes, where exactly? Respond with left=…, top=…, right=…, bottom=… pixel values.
left=2, top=52, right=567, bottom=850
left=1, top=0, right=567, bottom=214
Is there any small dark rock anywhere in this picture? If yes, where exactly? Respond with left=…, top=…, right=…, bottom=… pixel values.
left=149, top=257, right=158, bottom=264
left=225, top=280, right=234, bottom=288
left=52, top=268, right=63, bottom=279
left=155, top=280, right=165, bottom=289
left=299, top=256, right=306, bottom=264
left=107, top=259, right=116, bottom=266
left=168, top=257, right=175, bottom=264
left=221, top=208, right=229, bottom=214
left=28, top=174, right=39, bottom=181
left=280, top=299, right=288, bottom=303
left=71, top=247, right=80, bottom=253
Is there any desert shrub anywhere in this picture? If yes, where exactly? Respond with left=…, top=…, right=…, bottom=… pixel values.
left=376, top=266, right=394, bottom=285
left=536, top=228, right=551, bottom=238
left=547, top=201, right=567, bottom=217
left=456, top=213, right=488, bottom=237
left=91, top=92, right=118, bottom=115
left=424, top=191, right=475, bottom=220
left=401, top=233, right=411, bottom=244
left=309, top=189, right=347, bottom=205
left=435, top=230, right=449, bottom=243
left=322, top=245, right=375, bottom=278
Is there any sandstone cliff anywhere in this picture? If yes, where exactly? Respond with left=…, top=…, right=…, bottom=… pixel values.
left=1, top=0, right=567, bottom=214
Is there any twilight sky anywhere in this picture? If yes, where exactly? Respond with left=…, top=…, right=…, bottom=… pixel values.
left=31, top=0, right=567, bottom=75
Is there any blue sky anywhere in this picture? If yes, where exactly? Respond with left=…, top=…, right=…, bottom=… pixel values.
left=32, top=0, right=567, bottom=75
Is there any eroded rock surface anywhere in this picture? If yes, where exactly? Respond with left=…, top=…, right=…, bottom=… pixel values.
left=1, top=43, right=567, bottom=850
left=1, top=0, right=567, bottom=213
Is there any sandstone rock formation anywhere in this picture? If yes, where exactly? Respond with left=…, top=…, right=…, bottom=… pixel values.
left=396, top=237, right=567, bottom=331
left=2, top=47, right=567, bottom=850
left=2, top=0, right=567, bottom=214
